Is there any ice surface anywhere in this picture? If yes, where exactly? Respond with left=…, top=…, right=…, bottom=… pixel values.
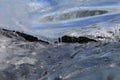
left=0, top=31, right=120, bottom=80
left=0, top=0, right=120, bottom=80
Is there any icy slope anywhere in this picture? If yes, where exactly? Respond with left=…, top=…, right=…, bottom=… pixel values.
left=0, top=0, right=120, bottom=80
left=0, top=29, right=119, bottom=80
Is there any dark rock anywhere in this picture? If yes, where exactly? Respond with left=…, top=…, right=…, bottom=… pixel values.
left=14, top=31, right=49, bottom=44
left=57, top=35, right=97, bottom=43
left=0, top=28, right=17, bottom=38
left=0, top=28, right=49, bottom=44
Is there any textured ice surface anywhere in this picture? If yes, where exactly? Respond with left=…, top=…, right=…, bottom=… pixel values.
left=0, top=30, right=120, bottom=80
left=0, top=0, right=120, bottom=80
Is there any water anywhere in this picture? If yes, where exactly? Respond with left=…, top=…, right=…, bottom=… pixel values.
left=0, top=0, right=120, bottom=80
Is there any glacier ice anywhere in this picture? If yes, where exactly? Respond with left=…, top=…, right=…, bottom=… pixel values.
left=0, top=0, right=120, bottom=80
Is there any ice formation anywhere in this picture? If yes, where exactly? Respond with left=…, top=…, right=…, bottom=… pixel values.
left=0, top=0, right=120, bottom=80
